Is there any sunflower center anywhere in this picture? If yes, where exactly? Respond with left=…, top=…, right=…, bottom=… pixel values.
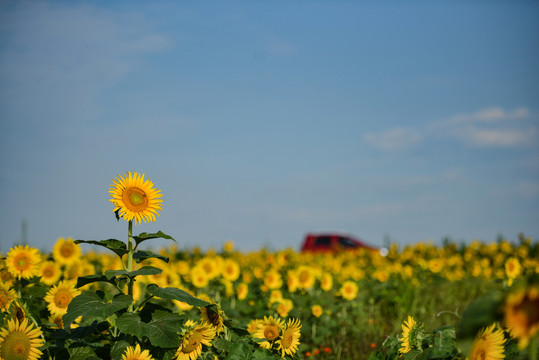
left=299, top=271, right=310, bottom=283
left=15, top=256, right=30, bottom=271
left=207, top=310, right=220, bottom=326
left=43, top=268, right=54, bottom=277
left=54, top=291, right=73, bottom=308
left=123, top=187, right=148, bottom=212
left=1, top=331, right=31, bottom=360
left=182, top=331, right=202, bottom=353
left=263, top=325, right=279, bottom=340
left=60, top=244, right=74, bottom=258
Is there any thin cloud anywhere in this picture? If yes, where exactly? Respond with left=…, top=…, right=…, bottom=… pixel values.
left=363, top=127, right=422, bottom=151
left=445, top=106, right=530, bottom=124
left=455, top=126, right=536, bottom=147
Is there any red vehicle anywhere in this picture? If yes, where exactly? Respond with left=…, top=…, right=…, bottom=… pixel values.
left=301, top=232, right=381, bottom=253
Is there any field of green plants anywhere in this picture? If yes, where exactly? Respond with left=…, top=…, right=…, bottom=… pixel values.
left=0, top=172, right=537, bottom=360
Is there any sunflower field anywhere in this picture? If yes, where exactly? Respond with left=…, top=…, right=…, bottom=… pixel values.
left=0, top=172, right=538, bottom=360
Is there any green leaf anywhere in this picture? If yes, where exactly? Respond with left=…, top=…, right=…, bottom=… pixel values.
left=68, top=345, right=99, bottom=360
left=104, top=266, right=162, bottom=280
left=63, top=292, right=132, bottom=329
left=116, top=312, right=145, bottom=339
left=133, top=231, right=176, bottom=246
left=143, top=310, right=183, bottom=348
left=110, top=340, right=130, bottom=360
left=74, top=239, right=127, bottom=258
left=133, top=250, right=169, bottom=263
left=75, top=274, right=117, bottom=289
left=146, top=284, right=210, bottom=307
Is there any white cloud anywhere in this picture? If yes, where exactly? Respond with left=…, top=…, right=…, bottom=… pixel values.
left=447, top=106, right=530, bottom=124
left=363, top=127, right=421, bottom=151
left=455, top=126, right=537, bottom=147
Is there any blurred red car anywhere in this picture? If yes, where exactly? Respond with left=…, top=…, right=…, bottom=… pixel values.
left=301, top=232, right=384, bottom=254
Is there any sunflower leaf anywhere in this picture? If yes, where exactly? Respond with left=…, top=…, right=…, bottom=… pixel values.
left=116, top=312, right=145, bottom=339
left=133, top=250, right=169, bottom=264
left=75, top=274, right=117, bottom=289
left=133, top=231, right=176, bottom=246
left=104, top=266, right=162, bottom=280
left=74, top=239, right=128, bottom=259
left=146, top=284, right=210, bottom=307
left=142, top=310, right=183, bottom=348
left=63, top=292, right=133, bottom=330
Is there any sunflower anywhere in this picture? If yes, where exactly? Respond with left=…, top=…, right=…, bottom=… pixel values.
left=296, top=265, right=316, bottom=290
left=253, top=316, right=284, bottom=343
left=38, top=260, right=62, bottom=286
left=400, top=316, right=421, bottom=354
left=190, top=267, right=209, bottom=289
left=275, top=298, right=294, bottom=318
left=312, top=305, right=323, bottom=318
left=504, top=286, right=539, bottom=349
left=467, top=323, right=505, bottom=360
left=52, top=237, right=81, bottom=266
left=236, top=282, right=249, bottom=301
left=504, top=257, right=521, bottom=287
left=263, top=270, right=283, bottom=290
left=44, top=280, right=81, bottom=316
left=320, top=273, right=333, bottom=292
left=0, top=282, right=17, bottom=312
left=174, top=321, right=216, bottom=360
left=109, top=172, right=163, bottom=225
left=122, top=343, right=154, bottom=360
left=5, top=245, right=41, bottom=280
left=275, top=318, right=301, bottom=358
left=221, top=259, right=240, bottom=282
left=339, top=280, right=358, bottom=301
left=0, top=318, right=44, bottom=360
left=200, top=303, right=225, bottom=334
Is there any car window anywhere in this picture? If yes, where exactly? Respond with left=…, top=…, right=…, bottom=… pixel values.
left=338, top=237, right=357, bottom=248
left=315, top=236, right=331, bottom=246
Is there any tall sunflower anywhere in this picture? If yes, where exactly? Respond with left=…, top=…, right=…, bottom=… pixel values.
left=5, top=245, right=41, bottom=280
left=0, top=318, right=44, bottom=360
left=109, top=172, right=163, bottom=225
left=504, top=286, right=539, bottom=349
left=275, top=318, right=301, bottom=358
left=52, top=237, right=81, bottom=266
left=174, top=321, right=216, bottom=360
left=44, top=280, right=81, bottom=316
left=467, top=323, right=505, bottom=360
left=122, top=344, right=154, bottom=360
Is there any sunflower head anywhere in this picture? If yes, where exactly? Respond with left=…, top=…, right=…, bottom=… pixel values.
left=467, top=323, right=505, bottom=360
left=504, top=285, right=539, bottom=349
left=5, top=245, right=41, bottom=280
left=52, top=237, right=81, bottom=266
left=0, top=318, right=44, bottom=360
left=109, top=172, right=163, bottom=225
left=276, top=318, right=302, bottom=358
left=399, top=316, right=424, bottom=354
left=122, top=343, right=154, bottom=360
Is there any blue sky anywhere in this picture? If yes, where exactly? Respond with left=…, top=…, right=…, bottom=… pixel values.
left=1, top=1, right=538, bottom=254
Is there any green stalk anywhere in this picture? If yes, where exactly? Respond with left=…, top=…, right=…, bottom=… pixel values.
left=530, top=335, right=537, bottom=360
left=127, top=220, right=134, bottom=311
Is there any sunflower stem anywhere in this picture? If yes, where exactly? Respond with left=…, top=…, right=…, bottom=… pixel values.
left=127, top=220, right=134, bottom=311
left=531, top=335, right=538, bottom=360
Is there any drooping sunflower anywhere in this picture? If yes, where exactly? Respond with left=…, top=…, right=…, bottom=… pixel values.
left=122, top=343, right=155, bottom=360
left=339, top=280, right=358, bottom=301
left=0, top=282, right=17, bottom=312
left=504, top=285, right=539, bottom=349
left=38, top=260, right=62, bottom=286
left=467, top=323, right=505, bottom=360
left=109, top=172, right=163, bottom=225
left=400, top=315, right=420, bottom=354
left=5, top=245, right=41, bottom=280
left=200, top=303, right=225, bottom=334
left=174, top=321, right=216, bottom=360
left=44, top=280, right=81, bottom=316
left=0, top=318, right=44, bottom=360
left=52, top=237, right=81, bottom=266
left=275, top=318, right=301, bottom=358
